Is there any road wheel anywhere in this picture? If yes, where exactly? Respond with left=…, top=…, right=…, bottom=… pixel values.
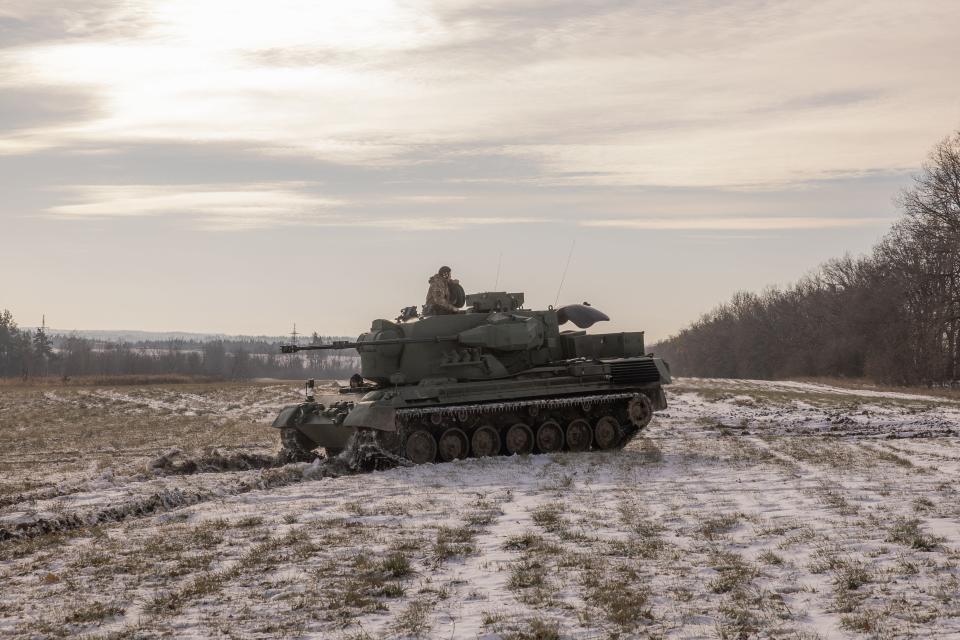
left=627, top=394, right=654, bottom=429
left=471, top=425, right=501, bottom=457
left=565, top=419, right=592, bottom=452
left=594, top=416, right=621, bottom=449
left=405, top=429, right=437, bottom=464
left=438, top=428, right=470, bottom=462
left=505, top=422, right=534, bottom=455
left=536, top=420, right=564, bottom=453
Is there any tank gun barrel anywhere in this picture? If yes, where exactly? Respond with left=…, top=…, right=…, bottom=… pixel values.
left=281, top=335, right=459, bottom=354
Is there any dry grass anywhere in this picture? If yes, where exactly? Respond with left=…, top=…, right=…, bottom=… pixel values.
left=886, top=517, right=944, bottom=551
left=673, top=379, right=954, bottom=411
left=381, top=552, right=412, bottom=578
left=487, top=617, right=561, bottom=640
left=394, top=598, right=432, bottom=635
left=0, top=381, right=297, bottom=482
left=672, top=383, right=868, bottom=407
left=791, top=376, right=960, bottom=401
left=63, top=600, right=125, bottom=624
left=697, top=512, right=743, bottom=540
left=0, top=374, right=229, bottom=388
left=432, top=525, right=476, bottom=564
left=3, top=378, right=960, bottom=639
left=707, top=550, right=756, bottom=594
left=581, top=564, right=654, bottom=628
left=504, top=529, right=562, bottom=607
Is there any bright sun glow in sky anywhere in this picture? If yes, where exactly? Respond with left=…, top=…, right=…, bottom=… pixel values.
left=2, top=0, right=960, bottom=339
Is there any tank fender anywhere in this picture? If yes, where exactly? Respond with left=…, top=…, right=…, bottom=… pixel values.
left=298, top=418, right=355, bottom=450
left=271, top=403, right=344, bottom=429
left=272, top=403, right=356, bottom=449
left=654, top=358, right=672, bottom=384
left=343, top=400, right=398, bottom=432
left=271, top=405, right=304, bottom=429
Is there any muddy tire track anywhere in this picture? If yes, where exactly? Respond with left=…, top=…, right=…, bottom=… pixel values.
left=0, top=463, right=328, bottom=542
left=0, top=441, right=400, bottom=541
left=145, top=447, right=279, bottom=475
left=0, top=449, right=284, bottom=513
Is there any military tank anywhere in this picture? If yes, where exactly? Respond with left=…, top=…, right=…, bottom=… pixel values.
left=272, top=290, right=671, bottom=464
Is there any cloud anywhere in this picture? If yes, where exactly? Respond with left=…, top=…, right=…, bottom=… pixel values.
left=7, top=1, right=957, bottom=343
left=0, top=1, right=149, bottom=49
left=0, top=85, right=102, bottom=132
left=45, top=183, right=544, bottom=230
left=772, top=89, right=884, bottom=112
left=46, top=183, right=339, bottom=229
left=581, top=216, right=890, bottom=231
left=47, top=181, right=888, bottom=232
left=2, top=0, right=957, bottom=188
left=320, top=215, right=545, bottom=230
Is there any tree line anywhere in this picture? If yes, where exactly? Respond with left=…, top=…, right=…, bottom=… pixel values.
left=0, top=313, right=358, bottom=381
left=654, top=131, right=960, bottom=386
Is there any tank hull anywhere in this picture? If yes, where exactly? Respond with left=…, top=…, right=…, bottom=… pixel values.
left=274, top=355, right=670, bottom=462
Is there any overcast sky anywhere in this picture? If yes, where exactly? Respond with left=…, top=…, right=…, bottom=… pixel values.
left=2, top=0, right=959, bottom=341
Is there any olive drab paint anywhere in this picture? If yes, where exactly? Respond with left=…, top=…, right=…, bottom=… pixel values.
left=272, top=290, right=671, bottom=463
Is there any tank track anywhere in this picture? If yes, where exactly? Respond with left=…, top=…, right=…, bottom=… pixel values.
left=368, top=391, right=654, bottom=465
left=278, top=426, right=321, bottom=463
left=396, top=392, right=639, bottom=419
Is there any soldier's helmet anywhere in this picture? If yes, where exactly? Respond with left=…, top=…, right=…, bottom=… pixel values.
left=439, top=265, right=452, bottom=276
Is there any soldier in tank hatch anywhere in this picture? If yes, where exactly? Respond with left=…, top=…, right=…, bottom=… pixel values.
left=424, top=265, right=460, bottom=315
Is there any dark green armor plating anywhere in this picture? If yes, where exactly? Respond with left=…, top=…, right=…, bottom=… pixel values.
left=271, top=291, right=670, bottom=464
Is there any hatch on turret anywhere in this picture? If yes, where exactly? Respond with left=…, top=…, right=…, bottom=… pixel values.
left=465, top=291, right=524, bottom=313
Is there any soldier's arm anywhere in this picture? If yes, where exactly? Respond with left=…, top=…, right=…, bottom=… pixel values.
left=426, top=281, right=444, bottom=304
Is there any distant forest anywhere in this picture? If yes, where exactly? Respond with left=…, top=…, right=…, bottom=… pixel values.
left=0, top=314, right=358, bottom=381
left=655, top=131, right=960, bottom=386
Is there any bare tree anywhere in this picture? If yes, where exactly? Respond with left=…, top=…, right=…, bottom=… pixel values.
left=656, top=130, right=960, bottom=387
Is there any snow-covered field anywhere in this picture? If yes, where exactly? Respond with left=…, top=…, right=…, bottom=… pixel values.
left=3, top=378, right=960, bottom=639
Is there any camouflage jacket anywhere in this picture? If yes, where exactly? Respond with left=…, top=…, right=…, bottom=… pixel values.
left=425, top=274, right=458, bottom=313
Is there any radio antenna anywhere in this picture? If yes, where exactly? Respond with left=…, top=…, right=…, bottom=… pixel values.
left=494, top=252, right=503, bottom=290
left=553, top=240, right=576, bottom=308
